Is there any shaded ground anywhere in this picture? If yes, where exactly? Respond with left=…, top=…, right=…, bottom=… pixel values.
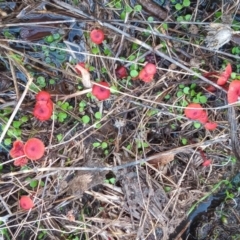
left=1, top=0, right=240, bottom=239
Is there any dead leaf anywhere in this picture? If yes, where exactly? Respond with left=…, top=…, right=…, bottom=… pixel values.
left=75, top=64, right=92, bottom=89
left=149, top=152, right=175, bottom=167
left=68, top=174, right=93, bottom=195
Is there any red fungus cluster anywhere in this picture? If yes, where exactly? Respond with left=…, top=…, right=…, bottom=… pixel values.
left=92, top=81, right=110, bottom=100
left=185, top=103, right=217, bottom=131
left=10, top=138, right=45, bottom=166
left=227, top=80, right=240, bottom=103
left=138, top=63, right=157, bottom=83
left=19, top=195, right=34, bottom=210
left=90, top=29, right=104, bottom=45
left=33, top=91, right=53, bottom=121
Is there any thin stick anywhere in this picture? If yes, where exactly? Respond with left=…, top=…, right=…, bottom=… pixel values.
left=0, top=60, right=33, bottom=144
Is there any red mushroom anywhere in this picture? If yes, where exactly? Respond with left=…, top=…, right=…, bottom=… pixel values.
left=19, top=196, right=34, bottom=210
left=33, top=103, right=53, bottom=121
left=138, top=69, right=154, bottom=83
left=227, top=80, right=240, bottom=103
left=204, top=122, right=218, bottom=130
left=202, top=159, right=211, bottom=167
left=144, top=63, right=157, bottom=75
left=184, top=103, right=207, bottom=120
left=90, top=29, right=104, bottom=45
left=9, top=140, right=28, bottom=167
left=24, top=138, right=45, bottom=160
left=92, top=81, right=110, bottom=100
left=115, top=66, right=128, bottom=79
left=217, top=63, right=232, bottom=86
left=36, top=91, right=51, bottom=103
left=197, top=111, right=208, bottom=124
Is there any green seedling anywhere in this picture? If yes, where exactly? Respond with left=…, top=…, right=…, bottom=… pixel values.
left=79, top=100, right=87, bottom=113
left=104, top=177, right=116, bottom=184
left=26, top=177, right=44, bottom=189
left=82, top=115, right=90, bottom=124
left=120, top=4, right=142, bottom=20
left=94, top=112, right=102, bottom=120
left=36, top=76, right=46, bottom=88
left=172, top=0, right=190, bottom=10
left=135, top=139, right=149, bottom=149
left=0, top=221, right=10, bottom=240
left=56, top=133, right=63, bottom=142
left=181, top=138, right=188, bottom=145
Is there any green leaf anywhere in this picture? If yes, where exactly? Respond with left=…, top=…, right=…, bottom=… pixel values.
left=4, top=138, right=12, bottom=146
left=82, top=115, right=90, bottom=124
left=13, top=121, right=21, bottom=128
left=177, top=91, right=183, bottom=97
left=120, top=10, right=126, bottom=20
left=58, top=112, right=67, bottom=122
left=175, top=3, right=183, bottom=10
left=108, top=177, right=116, bottom=184
left=94, top=112, right=102, bottom=120
left=92, top=47, right=99, bottom=54
left=79, top=100, right=87, bottom=108
left=183, top=87, right=190, bottom=94
left=183, top=0, right=190, bottom=7
left=101, top=142, right=108, bottom=149
left=199, top=95, right=207, bottom=104
left=193, top=122, right=201, bottom=129
left=45, top=35, right=54, bottom=43
left=30, top=180, right=38, bottom=188
left=181, top=138, right=188, bottom=145
left=20, top=116, right=28, bottom=123
left=93, top=142, right=101, bottom=148
left=125, top=5, right=133, bottom=13
left=130, top=70, right=138, bottom=77
left=56, top=133, right=63, bottom=142
left=134, top=5, right=142, bottom=12
left=147, top=16, right=154, bottom=22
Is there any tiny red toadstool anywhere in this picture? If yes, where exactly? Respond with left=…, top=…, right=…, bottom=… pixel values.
left=144, top=63, right=157, bottom=75
left=36, top=91, right=51, bottom=103
left=90, top=29, right=104, bottom=45
left=33, top=103, right=53, bottom=121
left=227, top=80, right=240, bottom=103
left=184, top=103, right=206, bottom=120
left=197, top=111, right=208, bottom=124
left=92, top=81, right=110, bottom=100
left=204, top=122, right=218, bottom=130
left=138, top=69, right=154, bottom=83
left=217, top=63, right=232, bottom=86
left=24, top=138, right=45, bottom=160
left=115, top=66, right=128, bottom=79
left=10, top=140, right=28, bottom=167
left=202, top=159, right=211, bottom=167
left=19, top=196, right=34, bottom=210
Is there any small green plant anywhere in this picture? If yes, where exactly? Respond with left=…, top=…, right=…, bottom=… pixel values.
left=171, top=0, right=191, bottom=10
left=54, top=101, right=73, bottom=123
left=82, top=115, right=90, bottom=124
left=26, top=177, right=45, bottom=189
left=0, top=221, right=11, bottom=240
left=104, top=177, right=116, bottom=184
left=36, top=76, right=46, bottom=88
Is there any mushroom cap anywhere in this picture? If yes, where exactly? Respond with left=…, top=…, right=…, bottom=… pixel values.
left=9, top=140, right=25, bottom=158
left=19, top=196, right=34, bottom=210
left=33, top=101, right=53, bottom=121
left=204, top=122, right=218, bottom=130
left=115, top=66, right=128, bottom=79
left=228, top=80, right=240, bottom=103
left=90, top=29, right=104, bottom=44
left=217, top=63, right=232, bottom=85
left=144, top=63, right=157, bottom=75
left=14, top=157, right=28, bottom=167
left=184, top=103, right=206, bottom=120
left=138, top=69, right=154, bottom=83
left=92, top=81, right=110, bottom=100
left=36, top=91, right=51, bottom=102
left=202, top=159, right=211, bottom=167
left=24, top=138, right=45, bottom=160
left=197, top=111, right=208, bottom=124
